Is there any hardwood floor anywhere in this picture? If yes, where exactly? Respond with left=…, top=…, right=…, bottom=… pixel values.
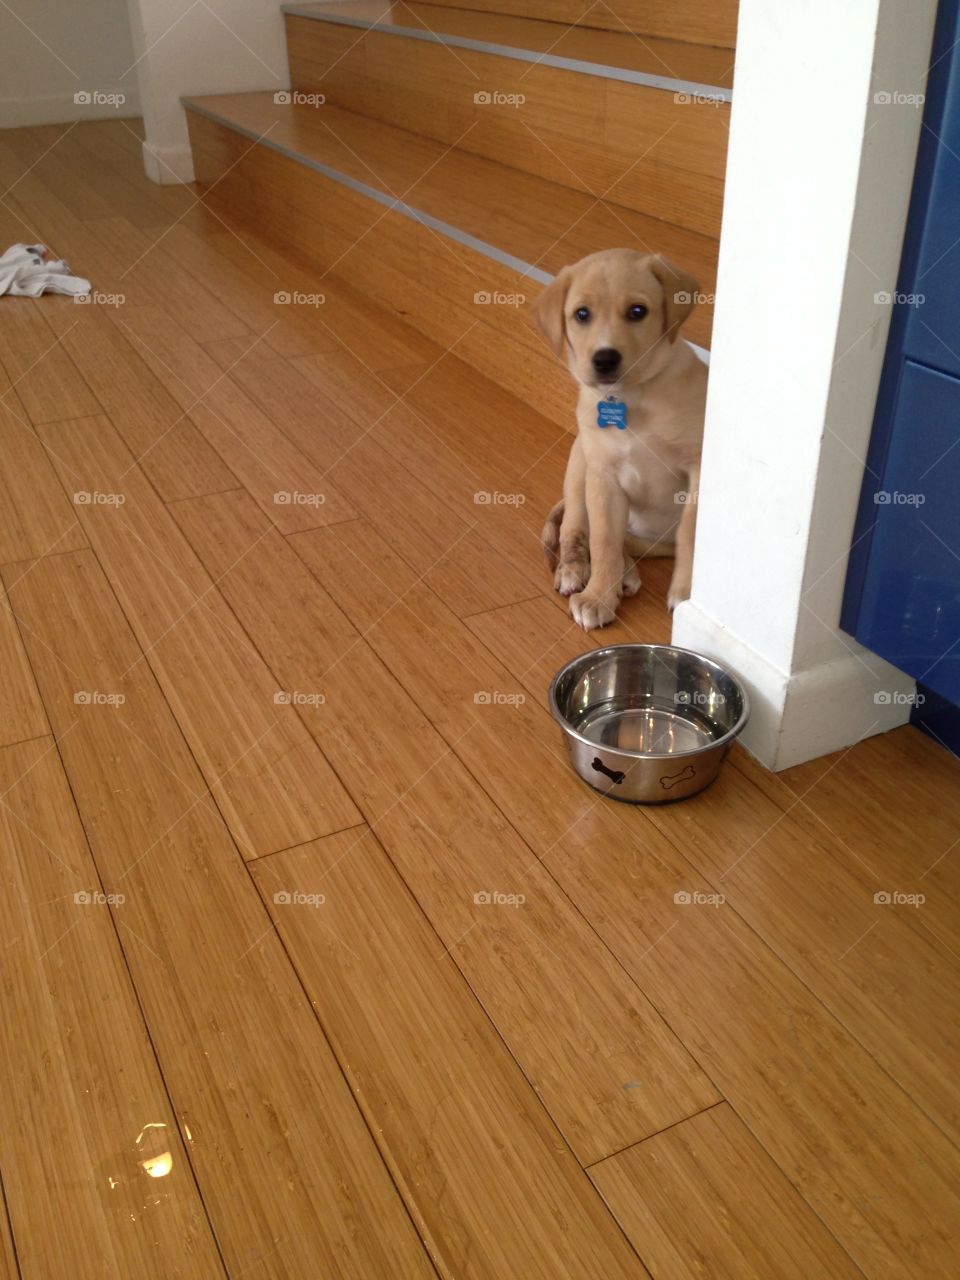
left=0, top=121, right=957, bottom=1279
left=0, top=737, right=223, bottom=1277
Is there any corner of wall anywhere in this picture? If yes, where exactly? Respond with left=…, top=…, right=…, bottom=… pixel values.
left=141, top=139, right=195, bottom=185
left=672, top=598, right=914, bottom=770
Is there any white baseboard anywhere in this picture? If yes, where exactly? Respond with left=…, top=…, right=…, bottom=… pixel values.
left=0, top=90, right=141, bottom=127
left=672, top=599, right=917, bottom=770
left=141, top=140, right=195, bottom=185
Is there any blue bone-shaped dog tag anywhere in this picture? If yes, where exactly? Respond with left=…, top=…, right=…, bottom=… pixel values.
left=596, top=397, right=628, bottom=429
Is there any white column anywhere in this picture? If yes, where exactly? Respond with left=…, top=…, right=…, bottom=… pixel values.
left=123, top=0, right=289, bottom=184
left=673, top=0, right=939, bottom=770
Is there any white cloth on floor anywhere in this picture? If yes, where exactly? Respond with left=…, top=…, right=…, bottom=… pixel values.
left=0, top=243, right=90, bottom=297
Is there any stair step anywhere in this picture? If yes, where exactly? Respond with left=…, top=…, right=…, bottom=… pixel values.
left=283, top=2, right=734, bottom=92
left=382, top=0, right=739, bottom=49
left=284, top=3, right=731, bottom=238
left=185, top=93, right=717, bottom=327
left=185, top=93, right=714, bottom=424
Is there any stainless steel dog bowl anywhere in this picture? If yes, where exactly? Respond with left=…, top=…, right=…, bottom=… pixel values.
left=549, top=644, right=749, bottom=803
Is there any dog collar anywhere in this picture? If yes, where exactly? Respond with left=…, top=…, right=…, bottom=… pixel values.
left=597, top=395, right=628, bottom=429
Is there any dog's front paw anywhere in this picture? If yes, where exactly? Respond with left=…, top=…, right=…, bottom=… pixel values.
left=667, top=569, right=692, bottom=611
left=555, top=559, right=590, bottom=597
left=570, top=590, right=617, bottom=631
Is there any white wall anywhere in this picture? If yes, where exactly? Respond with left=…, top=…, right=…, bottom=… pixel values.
left=0, top=0, right=140, bottom=125
left=673, top=0, right=938, bottom=769
left=124, top=0, right=290, bottom=183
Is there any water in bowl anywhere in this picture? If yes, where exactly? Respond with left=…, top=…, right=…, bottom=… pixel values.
left=575, top=696, right=723, bottom=755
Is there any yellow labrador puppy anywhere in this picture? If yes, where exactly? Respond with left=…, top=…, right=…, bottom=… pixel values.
left=535, top=248, right=705, bottom=630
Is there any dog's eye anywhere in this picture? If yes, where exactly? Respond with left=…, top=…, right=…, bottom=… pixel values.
left=626, top=304, right=648, bottom=322
left=573, top=306, right=591, bottom=324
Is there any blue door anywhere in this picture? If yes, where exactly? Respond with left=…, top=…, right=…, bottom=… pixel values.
left=842, top=0, right=960, bottom=745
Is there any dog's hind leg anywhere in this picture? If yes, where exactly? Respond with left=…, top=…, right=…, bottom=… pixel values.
left=622, top=553, right=642, bottom=597
left=555, top=529, right=590, bottom=597
left=542, top=499, right=564, bottom=570
left=553, top=438, right=591, bottom=596
left=544, top=499, right=590, bottom=594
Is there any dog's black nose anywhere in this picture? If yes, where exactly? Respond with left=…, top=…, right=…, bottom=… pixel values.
left=592, top=347, right=622, bottom=375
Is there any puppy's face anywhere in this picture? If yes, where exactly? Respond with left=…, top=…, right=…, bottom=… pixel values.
left=533, top=250, right=698, bottom=391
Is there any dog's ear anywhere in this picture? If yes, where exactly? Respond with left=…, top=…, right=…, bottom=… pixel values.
left=533, top=266, right=572, bottom=356
left=649, top=256, right=699, bottom=343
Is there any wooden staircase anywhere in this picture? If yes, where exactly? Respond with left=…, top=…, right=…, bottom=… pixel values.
left=184, top=0, right=736, bottom=427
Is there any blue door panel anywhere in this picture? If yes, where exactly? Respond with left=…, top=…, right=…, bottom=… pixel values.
left=855, top=360, right=960, bottom=702
left=843, top=0, right=960, bottom=745
left=901, top=45, right=960, bottom=378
